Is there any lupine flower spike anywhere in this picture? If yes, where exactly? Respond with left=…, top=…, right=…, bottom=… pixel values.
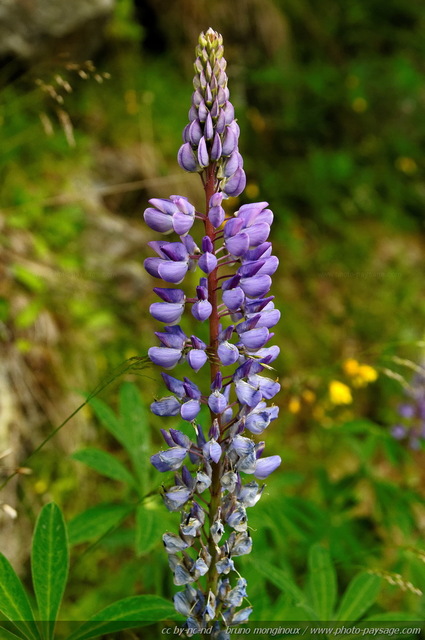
left=143, top=28, right=281, bottom=636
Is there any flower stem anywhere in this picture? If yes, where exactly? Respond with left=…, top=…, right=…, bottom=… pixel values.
left=204, top=165, right=222, bottom=599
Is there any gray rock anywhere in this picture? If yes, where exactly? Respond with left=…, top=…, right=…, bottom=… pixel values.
left=0, top=0, right=115, bottom=61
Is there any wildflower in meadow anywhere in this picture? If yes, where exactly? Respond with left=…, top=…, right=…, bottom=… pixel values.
left=391, top=364, right=425, bottom=450
left=328, top=380, right=353, bottom=406
left=343, top=359, right=378, bottom=388
left=143, top=28, right=281, bottom=635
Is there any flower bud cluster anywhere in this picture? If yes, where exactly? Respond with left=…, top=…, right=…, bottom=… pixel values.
left=142, top=28, right=281, bottom=637
left=177, top=28, right=246, bottom=198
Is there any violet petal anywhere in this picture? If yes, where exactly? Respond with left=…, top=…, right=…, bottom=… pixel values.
left=151, top=396, right=181, bottom=417
left=187, top=349, right=208, bottom=372
left=192, top=300, right=212, bottom=321
left=158, top=261, right=189, bottom=284
left=150, top=302, right=185, bottom=324
left=254, top=455, right=282, bottom=479
left=178, top=142, right=198, bottom=172
left=181, top=399, right=201, bottom=421
left=148, top=346, right=182, bottom=368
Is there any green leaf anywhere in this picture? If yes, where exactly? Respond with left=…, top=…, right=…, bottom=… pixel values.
left=249, top=558, right=317, bottom=619
left=68, top=504, right=133, bottom=545
left=135, top=506, right=161, bottom=556
left=12, top=264, right=46, bottom=293
left=0, top=297, right=10, bottom=322
left=119, top=383, right=150, bottom=488
left=71, top=448, right=136, bottom=487
left=31, top=504, right=69, bottom=640
left=0, top=553, right=40, bottom=640
left=364, top=612, right=423, bottom=622
left=336, top=572, right=382, bottom=621
left=67, top=595, right=181, bottom=640
left=15, top=300, right=43, bottom=330
left=340, top=419, right=385, bottom=438
left=0, top=625, right=25, bottom=640
left=308, top=544, right=337, bottom=621
left=88, top=398, right=125, bottom=448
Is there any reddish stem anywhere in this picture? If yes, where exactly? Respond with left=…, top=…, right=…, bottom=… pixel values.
left=203, top=164, right=223, bottom=597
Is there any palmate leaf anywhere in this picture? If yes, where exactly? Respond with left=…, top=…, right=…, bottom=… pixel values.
left=87, top=398, right=125, bottom=448
left=249, top=558, right=317, bottom=619
left=336, top=572, right=382, bottom=621
left=66, top=595, right=181, bottom=640
left=135, top=506, right=162, bottom=556
left=31, top=503, right=69, bottom=640
left=119, top=382, right=150, bottom=489
left=307, top=544, right=337, bottom=621
left=71, top=448, right=137, bottom=487
left=0, top=357, right=150, bottom=496
left=0, top=625, right=26, bottom=640
left=88, top=383, right=151, bottom=491
left=0, top=553, right=40, bottom=640
left=68, top=504, right=133, bottom=545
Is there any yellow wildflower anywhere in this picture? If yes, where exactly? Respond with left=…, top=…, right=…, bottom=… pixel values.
left=343, top=359, right=378, bottom=388
left=288, top=397, right=301, bottom=414
left=358, top=365, right=378, bottom=382
left=302, top=389, right=316, bottom=404
left=353, top=364, right=378, bottom=387
left=329, top=380, right=353, bottom=405
left=343, top=359, right=360, bottom=376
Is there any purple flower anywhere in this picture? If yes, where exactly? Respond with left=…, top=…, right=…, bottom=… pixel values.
left=198, top=252, right=217, bottom=275
left=237, top=482, right=264, bottom=507
left=235, top=380, right=263, bottom=408
left=225, top=578, right=248, bottom=608
left=239, top=327, right=270, bottom=350
left=254, top=455, right=282, bottom=479
left=203, top=439, right=222, bottom=463
left=151, top=447, right=188, bottom=472
left=222, top=287, right=245, bottom=312
left=398, top=404, right=415, bottom=419
left=144, top=196, right=196, bottom=235
left=218, top=341, right=240, bottom=366
left=178, top=143, right=199, bottom=172
left=163, top=533, right=190, bottom=554
left=208, top=193, right=225, bottom=228
left=240, top=275, right=272, bottom=298
left=187, top=349, right=208, bottom=372
left=192, top=300, right=212, bottom=322
left=150, top=302, right=185, bottom=324
left=144, top=241, right=190, bottom=284
left=208, top=391, right=228, bottom=415
left=228, top=531, right=252, bottom=557
left=174, top=588, right=196, bottom=617
left=245, top=404, right=279, bottom=434
left=230, top=607, right=253, bottom=625
left=223, top=168, right=247, bottom=198
left=143, top=27, right=282, bottom=630
left=148, top=347, right=182, bottom=368
left=163, top=485, right=192, bottom=511
left=181, top=399, right=201, bottom=421
left=151, top=396, right=181, bottom=417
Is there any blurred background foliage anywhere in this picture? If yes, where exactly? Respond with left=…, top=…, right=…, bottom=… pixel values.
left=0, top=0, right=424, bottom=629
